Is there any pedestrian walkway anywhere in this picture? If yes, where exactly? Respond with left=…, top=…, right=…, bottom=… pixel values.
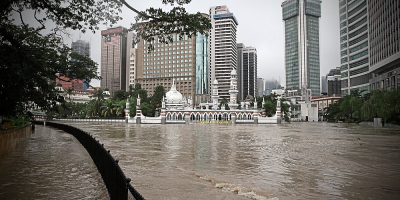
left=0, top=125, right=108, bottom=199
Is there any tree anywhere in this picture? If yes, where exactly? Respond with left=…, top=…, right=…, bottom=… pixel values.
left=101, top=99, right=115, bottom=118
left=113, top=90, right=128, bottom=101
left=263, top=93, right=278, bottom=117
left=113, top=99, right=126, bottom=117
left=218, top=97, right=229, bottom=110
left=280, top=98, right=291, bottom=123
left=151, top=86, right=166, bottom=108
left=90, top=88, right=105, bottom=117
left=0, top=0, right=211, bottom=119
left=123, top=0, right=211, bottom=50
left=140, top=102, right=154, bottom=117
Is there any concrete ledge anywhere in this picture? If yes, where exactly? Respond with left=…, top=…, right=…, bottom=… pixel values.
left=0, top=124, right=31, bottom=156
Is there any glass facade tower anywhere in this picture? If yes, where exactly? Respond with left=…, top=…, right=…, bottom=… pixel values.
left=282, top=0, right=321, bottom=95
left=195, top=32, right=208, bottom=95
left=339, top=0, right=370, bottom=95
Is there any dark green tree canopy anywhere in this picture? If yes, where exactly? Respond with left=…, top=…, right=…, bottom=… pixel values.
left=123, top=0, right=211, bottom=50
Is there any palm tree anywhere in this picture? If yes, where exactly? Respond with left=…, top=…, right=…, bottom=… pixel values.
left=101, top=99, right=115, bottom=118
left=113, top=99, right=126, bottom=117
left=91, top=88, right=104, bottom=117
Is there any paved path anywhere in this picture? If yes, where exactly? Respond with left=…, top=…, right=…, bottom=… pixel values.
left=0, top=125, right=108, bottom=199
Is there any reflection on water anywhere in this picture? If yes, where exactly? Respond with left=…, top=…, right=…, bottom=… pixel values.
left=3, top=122, right=399, bottom=200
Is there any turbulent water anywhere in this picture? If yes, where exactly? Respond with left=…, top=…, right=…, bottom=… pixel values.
left=1, top=122, right=400, bottom=200
left=65, top=122, right=400, bottom=200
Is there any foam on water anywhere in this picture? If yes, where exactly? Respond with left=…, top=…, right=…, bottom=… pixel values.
left=195, top=173, right=279, bottom=200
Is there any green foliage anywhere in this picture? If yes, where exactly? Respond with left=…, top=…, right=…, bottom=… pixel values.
left=0, top=0, right=123, bottom=117
left=3, top=116, right=30, bottom=128
left=218, top=97, right=229, bottom=110
left=325, top=89, right=400, bottom=124
left=140, top=102, right=154, bottom=117
left=125, top=0, right=212, bottom=51
left=263, top=93, right=279, bottom=117
left=280, top=98, right=291, bottom=123
left=113, top=90, right=128, bottom=101
left=101, top=99, right=115, bottom=117
left=151, top=85, right=166, bottom=108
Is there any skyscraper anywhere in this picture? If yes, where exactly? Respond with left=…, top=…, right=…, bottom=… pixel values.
left=339, top=0, right=370, bottom=95
left=340, top=0, right=400, bottom=94
left=282, top=0, right=321, bottom=95
left=209, top=5, right=239, bottom=100
left=240, top=46, right=258, bottom=99
left=237, top=43, right=245, bottom=100
left=326, top=67, right=341, bottom=97
left=101, top=26, right=133, bottom=96
left=195, top=31, right=209, bottom=104
left=366, top=0, right=400, bottom=91
left=71, top=40, right=90, bottom=90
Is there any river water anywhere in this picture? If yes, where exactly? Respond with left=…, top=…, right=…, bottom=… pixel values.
left=1, top=122, right=399, bottom=199
left=62, top=122, right=399, bottom=200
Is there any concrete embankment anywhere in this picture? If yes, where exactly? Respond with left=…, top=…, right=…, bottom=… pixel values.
left=0, top=124, right=31, bottom=156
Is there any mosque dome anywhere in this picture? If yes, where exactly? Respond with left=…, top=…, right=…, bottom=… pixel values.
left=231, top=69, right=237, bottom=75
left=213, top=79, right=219, bottom=85
left=165, top=81, right=183, bottom=103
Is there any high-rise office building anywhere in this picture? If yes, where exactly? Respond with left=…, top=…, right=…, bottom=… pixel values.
left=340, top=0, right=400, bottom=94
left=195, top=31, right=209, bottom=103
left=237, top=43, right=245, bottom=100
left=135, top=33, right=197, bottom=98
left=71, top=40, right=90, bottom=90
left=209, top=5, right=239, bottom=100
left=282, top=0, right=321, bottom=95
left=339, top=0, right=370, bottom=95
left=326, top=67, right=341, bottom=96
left=101, top=26, right=133, bottom=96
left=367, top=0, right=400, bottom=91
left=241, top=46, right=258, bottom=99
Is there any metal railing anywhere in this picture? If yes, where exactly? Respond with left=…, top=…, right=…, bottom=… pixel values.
left=33, top=121, right=144, bottom=200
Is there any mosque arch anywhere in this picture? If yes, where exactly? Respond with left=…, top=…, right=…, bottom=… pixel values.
left=178, top=113, right=183, bottom=120
left=172, top=113, right=177, bottom=120
left=166, top=113, right=172, bottom=120
left=190, top=113, right=195, bottom=121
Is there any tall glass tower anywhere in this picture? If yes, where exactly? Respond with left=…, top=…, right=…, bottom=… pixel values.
left=282, top=0, right=321, bottom=95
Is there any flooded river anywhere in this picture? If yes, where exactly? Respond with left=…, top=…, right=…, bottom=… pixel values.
left=1, top=122, right=399, bottom=199
left=70, top=122, right=400, bottom=200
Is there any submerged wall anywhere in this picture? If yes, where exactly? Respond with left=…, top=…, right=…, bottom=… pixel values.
left=0, top=124, right=31, bottom=156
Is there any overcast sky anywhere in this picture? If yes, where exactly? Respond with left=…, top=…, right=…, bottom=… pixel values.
left=64, top=0, right=340, bottom=87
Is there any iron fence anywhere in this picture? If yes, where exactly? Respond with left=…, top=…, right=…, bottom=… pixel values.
left=33, top=121, right=144, bottom=200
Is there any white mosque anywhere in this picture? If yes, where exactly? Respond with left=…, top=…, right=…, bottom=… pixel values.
left=126, top=69, right=281, bottom=124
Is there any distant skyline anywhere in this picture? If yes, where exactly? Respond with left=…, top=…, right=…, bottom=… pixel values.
left=62, top=0, right=340, bottom=88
